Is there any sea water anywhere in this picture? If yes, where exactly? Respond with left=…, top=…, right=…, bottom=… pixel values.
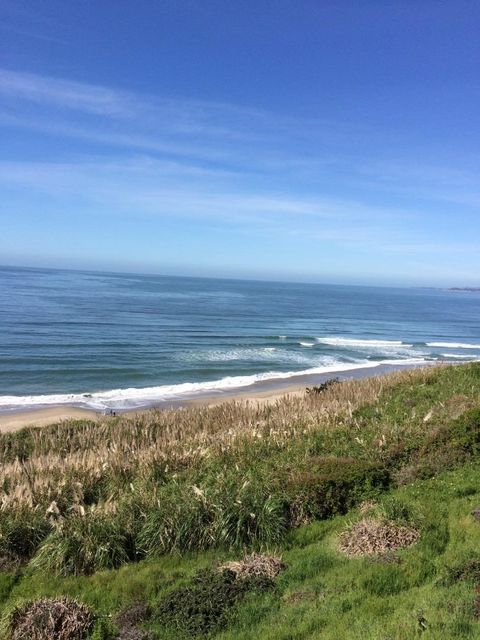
left=0, top=265, right=479, bottom=412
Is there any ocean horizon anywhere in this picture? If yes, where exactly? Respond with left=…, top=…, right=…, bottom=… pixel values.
left=0, top=265, right=479, bottom=414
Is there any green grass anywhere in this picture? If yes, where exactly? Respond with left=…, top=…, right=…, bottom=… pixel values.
left=1, top=464, right=480, bottom=638
left=1, top=363, right=480, bottom=638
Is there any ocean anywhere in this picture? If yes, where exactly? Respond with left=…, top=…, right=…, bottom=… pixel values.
left=0, top=265, right=479, bottom=413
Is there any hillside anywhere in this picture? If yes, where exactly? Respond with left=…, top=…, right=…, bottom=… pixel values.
left=0, top=364, right=480, bottom=639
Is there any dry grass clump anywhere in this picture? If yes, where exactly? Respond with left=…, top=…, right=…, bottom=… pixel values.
left=8, top=597, right=94, bottom=640
left=338, top=518, right=420, bottom=557
left=219, top=552, right=285, bottom=580
left=358, top=499, right=378, bottom=514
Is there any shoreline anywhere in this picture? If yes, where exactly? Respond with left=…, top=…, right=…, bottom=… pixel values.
left=0, top=360, right=437, bottom=433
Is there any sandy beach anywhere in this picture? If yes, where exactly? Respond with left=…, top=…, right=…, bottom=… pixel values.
left=0, top=386, right=305, bottom=432
left=0, top=361, right=432, bottom=433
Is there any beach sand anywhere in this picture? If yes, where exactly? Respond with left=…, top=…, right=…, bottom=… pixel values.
left=0, top=386, right=305, bottom=432
left=0, top=361, right=433, bottom=433
left=0, top=407, right=101, bottom=432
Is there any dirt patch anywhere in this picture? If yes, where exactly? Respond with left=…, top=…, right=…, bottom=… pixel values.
left=338, top=518, right=420, bottom=557
left=219, top=553, right=285, bottom=580
left=9, top=597, right=94, bottom=640
left=114, top=601, right=153, bottom=640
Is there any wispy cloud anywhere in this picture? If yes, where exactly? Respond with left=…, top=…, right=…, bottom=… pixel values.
left=1, top=68, right=479, bottom=267
left=0, top=153, right=420, bottom=256
left=0, top=69, right=137, bottom=117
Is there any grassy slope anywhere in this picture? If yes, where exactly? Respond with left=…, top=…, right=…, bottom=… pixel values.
left=2, top=464, right=480, bottom=639
left=1, top=364, right=480, bottom=639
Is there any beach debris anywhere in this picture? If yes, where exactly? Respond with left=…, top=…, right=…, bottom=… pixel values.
left=338, top=518, right=419, bottom=557
left=9, top=597, right=94, bottom=640
left=219, top=552, right=285, bottom=580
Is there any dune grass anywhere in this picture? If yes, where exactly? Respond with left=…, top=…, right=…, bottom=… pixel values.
left=0, top=363, right=479, bottom=638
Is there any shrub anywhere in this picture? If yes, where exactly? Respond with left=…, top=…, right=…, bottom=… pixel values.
left=138, top=479, right=288, bottom=556
left=137, top=484, right=214, bottom=556
left=8, top=597, right=94, bottom=640
left=306, top=378, right=340, bottom=394
left=422, top=407, right=480, bottom=457
left=29, top=513, right=131, bottom=576
left=286, top=457, right=390, bottom=523
left=0, top=508, right=51, bottom=563
left=212, top=481, right=287, bottom=548
left=155, top=568, right=273, bottom=636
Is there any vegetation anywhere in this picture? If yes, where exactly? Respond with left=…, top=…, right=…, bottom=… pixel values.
left=0, top=363, right=479, bottom=638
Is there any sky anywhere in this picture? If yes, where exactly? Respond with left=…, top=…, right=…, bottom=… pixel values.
left=0, top=0, right=479, bottom=286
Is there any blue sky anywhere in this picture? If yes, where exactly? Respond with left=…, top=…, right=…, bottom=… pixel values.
left=0, top=0, right=479, bottom=286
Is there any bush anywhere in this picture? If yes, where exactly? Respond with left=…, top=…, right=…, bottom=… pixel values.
left=155, top=568, right=273, bottom=636
left=394, top=406, right=480, bottom=484
left=0, top=508, right=51, bottom=563
left=306, top=378, right=339, bottom=394
left=286, top=457, right=390, bottom=524
left=212, top=481, right=287, bottom=548
left=8, top=597, right=94, bottom=640
left=137, top=484, right=214, bottom=557
left=138, top=479, right=288, bottom=556
left=29, top=513, right=132, bottom=576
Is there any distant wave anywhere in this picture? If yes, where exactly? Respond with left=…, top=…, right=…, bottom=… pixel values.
left=299, top=341, right=315, bottom=347
left=181, top=347, right=314, bottom=365
left=427, top=342, right=480, bottom=349
left=316, top=337, right=413, bottom=348
left=440, top=353, right=479, bottom=359
left=0, top=358, right=429, bottom=413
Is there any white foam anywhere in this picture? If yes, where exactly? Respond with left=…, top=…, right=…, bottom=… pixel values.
left=0, top=358, right=429, bottom=413
left=316, top=337, right=413, bottom=348
left=183, top=347, right=314, bottom=366
left=427, top=342, right=480, bottom=350
left=440, top=353, right=479, bottom=359
left=299, top=341, right=315, bottom=347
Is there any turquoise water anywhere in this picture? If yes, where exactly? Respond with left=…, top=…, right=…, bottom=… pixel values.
left=0, top=266, right=479, bottom=412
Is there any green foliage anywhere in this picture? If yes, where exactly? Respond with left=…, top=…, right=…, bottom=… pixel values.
left=286, top=457, right=390, bottom=523
left=0, top=509, right=51, bottom=563
left=29, top=514, right=132, bottom=576
left=0, top=428, right=34, bottom=463
left=1, top=365, right=480, bottom=638
left=0, top=574, right=17, bottom=606
left=360, top=563, right=410, bottom=596
left=137, top=484, right=214, bottom=557
left=155, top=569, right=273, bottom=637
left=88, top=617, right=118, bottom=640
